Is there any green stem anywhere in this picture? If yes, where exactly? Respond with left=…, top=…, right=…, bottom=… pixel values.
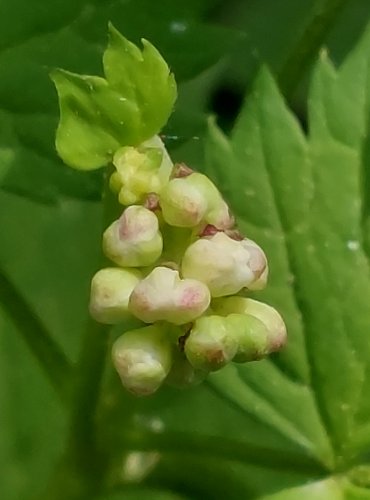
left=0, top=268, right=72, bottom=404
left=278, top=0, right=349, bottom=97
left=67, top=167, right=117, bottom=461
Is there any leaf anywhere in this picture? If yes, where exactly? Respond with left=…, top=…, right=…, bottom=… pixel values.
left=0, top=190, right=102, bottom=499
left=203, top=19, right=370, bottom=488
left=51, top=70, right=139, bottom=170
left=52, top=26, right=177, bottom=170
left=258, top=478, right=370, bottom=500
left=103, top=24, right=177, bottom=142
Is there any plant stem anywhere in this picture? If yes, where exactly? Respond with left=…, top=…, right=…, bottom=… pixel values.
left=0, top=268, right=72, bottom=404
left=278, top=0, right=349, bottom=97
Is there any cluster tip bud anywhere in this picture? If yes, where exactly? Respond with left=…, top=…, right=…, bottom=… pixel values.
left=111, top=136, right=173, bottom=205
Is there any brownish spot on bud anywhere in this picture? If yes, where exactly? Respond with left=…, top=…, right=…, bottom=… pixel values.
left=172, top=162, right=194, bottom=178
left=207, top=348, right=227, bottom=366
left=269, top=329, right=288, bottom=353
left=225, top=229, right=244, bottom=241
left=144, top=193, right=160, bottom=211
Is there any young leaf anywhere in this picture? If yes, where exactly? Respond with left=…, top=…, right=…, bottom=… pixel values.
left=51, top=70, right=140, bottom=170
left=103, top=24, right=177, bottom=141
left=51, top=27, right=177, bottom=170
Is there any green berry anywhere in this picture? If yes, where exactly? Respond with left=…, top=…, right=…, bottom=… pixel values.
left=89, top=267, right=141, bottom=324
left=129, top=266, right=211, bottom=325
left=103, top=205, right=163, bottom=267
left=112, top=325, right=172, bottom=396
left=181, top=232, right=267, bottom=297
left=184, top=315, right=238, bottom=372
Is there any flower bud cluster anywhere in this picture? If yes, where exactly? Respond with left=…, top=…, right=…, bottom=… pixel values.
left=90, top=137, right=287, bottom=396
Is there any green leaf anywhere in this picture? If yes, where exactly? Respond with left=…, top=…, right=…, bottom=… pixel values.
left=0, top=190, right=102, bottom=499
left=259, top=478, right=343, bottom=499
left=51, top=70, right=140, bottom=170
left=204, top=20, right=370, bottom=486
left=52, top=26, right=177, bottom=170
left=103, top=24, right=177, bottom=141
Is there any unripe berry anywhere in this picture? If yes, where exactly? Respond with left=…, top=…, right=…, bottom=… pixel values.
left=181, top=232, right=267, bottom=297
left=213, top=297, right=287, bottom=352
left=89, top=267, right=141, bottom=324
left=184, top=315, right=238, bottom=372
left=103, top=205, right=162, bottom=267
left=129, top=266, right=211, bottom=325
left=112, top=325, right=172, bottom=396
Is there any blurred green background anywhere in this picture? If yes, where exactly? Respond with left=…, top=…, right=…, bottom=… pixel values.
left=1, top=1, right=370, bottom=499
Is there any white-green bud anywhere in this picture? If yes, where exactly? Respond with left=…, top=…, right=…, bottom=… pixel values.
left=184, top=315, right=238, bottom=372
left=111, top=136, right=173, bottom=205
left=181, top=232, right=267, bottom=297
left=112, top=325, right=172, bottom=396
left=160, top=173, right=233, bottom=229
left=89, top=267, right=142, bottom=324
left=213, top=297, right=287, bottom=352
left=160, top=176, right=208, bottom=227
left=129, top=266, right=211, bottom=325
left=103, top=205, right=163, bottom=267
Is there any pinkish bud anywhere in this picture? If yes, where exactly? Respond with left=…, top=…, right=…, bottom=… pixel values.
left=181, top=232, right=267, bottom=297
left=129, top=266, right=211, bottom=325
left=112, top=325, right=172, bottom=396
left=103, top=205, right=163, bottom=267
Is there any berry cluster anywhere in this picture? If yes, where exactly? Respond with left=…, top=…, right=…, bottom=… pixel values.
left=89, top=136, right=287, bottom=396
